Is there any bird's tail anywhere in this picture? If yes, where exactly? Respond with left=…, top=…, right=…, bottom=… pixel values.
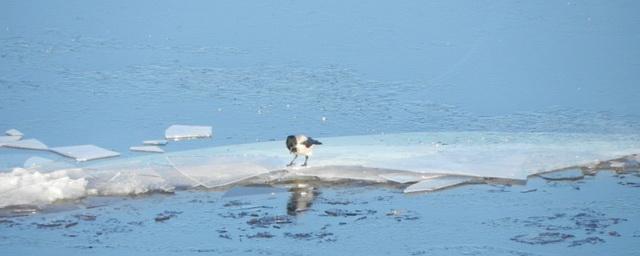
left=308, top=138, right=322, bottom=145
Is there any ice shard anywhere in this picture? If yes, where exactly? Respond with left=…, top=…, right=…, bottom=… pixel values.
left=0, top=135, right=22, bottom=146
left=403, top=176, right=476, bottom=193
left=143, top=140, right=168, bottom=146
left=165, top=125, right=212, bottom=140
left=2, top=139, right=48, bottom=150
left=5, top=129, right=23, bottom=137
left=50, top=145, right=120, bottom=161
left=130, top=146, right=164, bottom=153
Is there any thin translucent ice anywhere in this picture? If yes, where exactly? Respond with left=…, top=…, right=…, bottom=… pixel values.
left=165, top=125, right=212, bottom=140
left=166, top=155, right=277, bottom=188
left=50, top=145, right=120, bottom=161
left=5, top=129, right=23, bottom=137
left=403, top=176, right=475, bottom=193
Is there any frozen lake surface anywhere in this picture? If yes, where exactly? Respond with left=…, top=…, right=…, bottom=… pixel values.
left=1, top=0, right=639, bottom=255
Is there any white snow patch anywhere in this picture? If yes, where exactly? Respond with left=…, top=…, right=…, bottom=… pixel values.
left=166, top=155, right=274, bottom=188
left=50, top=145, right=120, bottom=161
left=165, top=125, right=212, bottom=140
left=0, top=168, right=88, bottom=208
left=2, top=138, right=48, bottom=150
left=5, top=129, right=23, bottom=137
left=130, top=146, right=164, bottom=153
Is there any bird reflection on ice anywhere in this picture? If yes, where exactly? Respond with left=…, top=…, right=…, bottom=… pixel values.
left=287, top=183, right=318, bottom=216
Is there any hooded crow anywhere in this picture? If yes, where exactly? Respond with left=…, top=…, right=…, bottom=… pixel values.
left=286, top=135, right=322, bottom=167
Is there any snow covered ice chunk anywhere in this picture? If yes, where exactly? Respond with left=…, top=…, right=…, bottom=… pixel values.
left=0, top=168, right=88, bottom=208
left=403, top=176, right=475, bottom=193
left=2, top=139, right=48, bottom=150
left=130, top=146, right=164, bottom=153
left=50, top=145, right=120, bottom=161
left=165, top=125, right=212, bottom=140
left=5, top=129, right=23, bottom=137
left=143, top=139, right=168, bottom=146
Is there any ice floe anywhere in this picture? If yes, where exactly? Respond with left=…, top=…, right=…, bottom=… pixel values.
left=5, top=129, right=23, bottom=137
left=2, top=132, right=640, bottom=208
left=143, top=139, right=168, bottom=146
left=403, top=176, right=476, bottom=193
left=50, top=145, right=120, bottom=161
left=130, top=146, right=164, bottom=153
left=2, top=138, right=48, bottom=150
left=165, top=125, right=212, bottom=140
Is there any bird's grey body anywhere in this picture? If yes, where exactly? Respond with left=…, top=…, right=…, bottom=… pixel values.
left=286, top=135, right=322, bottom=167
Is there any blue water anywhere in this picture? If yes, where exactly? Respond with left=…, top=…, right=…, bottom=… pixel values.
left=1, top=0, right=640, bottom=255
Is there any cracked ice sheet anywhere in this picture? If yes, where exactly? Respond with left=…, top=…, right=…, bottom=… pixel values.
left=165, top=155, right=279, bottom=188
left=176, top=132, right=640, bottom=180
left=165, top=125, right=212, bottom=140
left=50, top=145, right=120, bottom=162
left=2, top=139, right=48, bottom=150
left=77, top=132, right=640, bottom=189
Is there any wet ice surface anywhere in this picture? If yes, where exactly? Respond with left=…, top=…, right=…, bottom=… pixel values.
left=1, top=171, right=639, bottom=255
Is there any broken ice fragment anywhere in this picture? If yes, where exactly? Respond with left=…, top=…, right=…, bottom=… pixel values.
left=379, top=172, right=442, bottom=184
left=5, top=129, right=23, bottom=137
left=0, top=135, right=22, bottom=146
left=403, top=176, right=475, bottom=193
left=3, top=139, right=48, bottom=150
left=165, top=125, right=212, bottom=140
left=130, top=146, right=164, bottom=153
left=538, top=169, right=584, bottom=181
left=50, top=145, right=120, bottom=161
left=143, top=140, right=168, bottom=146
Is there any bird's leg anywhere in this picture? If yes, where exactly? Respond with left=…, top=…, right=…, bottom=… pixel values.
left=302, top=156, right=309, bottom=167
left=287, top=155, right=298, bottom=167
